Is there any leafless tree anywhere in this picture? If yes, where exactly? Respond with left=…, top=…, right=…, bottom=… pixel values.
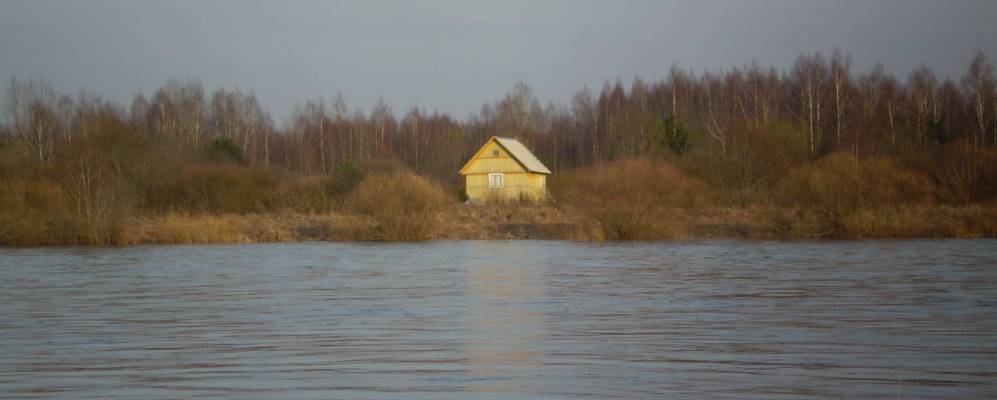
left=4, top=77, right=59, bottom=164
left=961, top=51, right=994, bottom=148
left=830, top=49, right=852, bottom=147
left=909, top=66, right=939, bottom=148
left=703, top=70, right=730, bottom=154
left=790, top=53, right=829, bottom=156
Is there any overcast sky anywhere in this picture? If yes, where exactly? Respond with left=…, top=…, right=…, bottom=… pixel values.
left=1, top=0, right=995, bottom=122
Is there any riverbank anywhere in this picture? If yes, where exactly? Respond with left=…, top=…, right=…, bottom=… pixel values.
left=93, top=204, right=996, bottom=245
left=3, top=156, right=996, bottom=246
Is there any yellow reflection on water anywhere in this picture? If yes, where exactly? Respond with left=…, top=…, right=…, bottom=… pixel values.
left=466, top=243, right=546, bottom=394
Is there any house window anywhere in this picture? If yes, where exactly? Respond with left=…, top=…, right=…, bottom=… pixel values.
left=488, top=173, right=504, bottom=189
left=492, top=150, right=500, bottom=156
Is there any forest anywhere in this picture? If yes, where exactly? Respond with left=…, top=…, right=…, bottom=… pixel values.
left=1, top=50, right=996, bottom=245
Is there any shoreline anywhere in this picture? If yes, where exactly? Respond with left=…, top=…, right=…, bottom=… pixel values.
left=4, top=204, right=994, bottom=247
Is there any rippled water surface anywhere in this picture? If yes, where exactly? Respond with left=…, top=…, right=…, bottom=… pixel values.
left=1, top=240, right=996, bottom=399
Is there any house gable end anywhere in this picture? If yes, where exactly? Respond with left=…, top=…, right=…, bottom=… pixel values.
left=459, top=137, right=550, bottom=175
left=459, top=138, right=530, bottom=175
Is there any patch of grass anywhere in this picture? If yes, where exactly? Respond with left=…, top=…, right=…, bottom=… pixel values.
left=147, top=214, right=248, bottom=244
left=840, top=205, right=997, bottom=238
left=436, top=202, right=586, bottom=239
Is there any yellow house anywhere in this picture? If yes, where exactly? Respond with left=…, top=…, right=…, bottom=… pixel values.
left=459, top=136, right=551, bottom=202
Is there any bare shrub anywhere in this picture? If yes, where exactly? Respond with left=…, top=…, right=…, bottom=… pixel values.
left=0, top=181, right=78, bottom=245
left=774, top=153, right=937, bottom=237
left=277, top=176, right=333, bottom=214
left=346, top=171, right=449, bottom=240
left=65, top=150, right=131, bottom=245
left=915, top=142, right=997, bottom=203
left=679, top=123, right=797, bottom=206
left=153, top=164, right=280, bottom=214
left=777, top=153, right=934, bottom=210
left=553, top=158, right=711, bottom=240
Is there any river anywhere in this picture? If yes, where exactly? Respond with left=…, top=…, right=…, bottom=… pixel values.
left=1, top=240, right=995, bottom=399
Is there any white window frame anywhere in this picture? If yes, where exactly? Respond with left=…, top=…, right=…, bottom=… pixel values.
left=488, top=173, right=504, bottom=189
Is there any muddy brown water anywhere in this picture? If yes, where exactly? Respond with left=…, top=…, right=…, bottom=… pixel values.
left=1, top=240, right=995, bottom=399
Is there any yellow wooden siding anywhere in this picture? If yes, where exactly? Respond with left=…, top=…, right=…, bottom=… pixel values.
left=461, top=141, right=528, bottom=175
left=461, top=138, right=549, bottom=202
left=465, top=172, right=546, bottom=201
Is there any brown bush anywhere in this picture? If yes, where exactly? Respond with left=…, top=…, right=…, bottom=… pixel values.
left=276, top=176, right=334, bottom=214
left=776, top=153, right=935, bottom=210
left=552, top=158, right=711, bottom=240
left=773, top=153, right=938, bottom=237
left=0, top=135, right=134, bottom=245
left=0, top=181, right=90, bottom=246
left=679, top=123, right=797, bottom=206
left=908, top=142, right=997, bottom=203
left=0, top=144, right=86, bottom=245
left=147, top=164, right=280, bottom=214
left=345, top=171, right=449, bottom=240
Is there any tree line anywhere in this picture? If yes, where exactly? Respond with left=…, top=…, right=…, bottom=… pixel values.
left=2, top=50, right=995, bottom=193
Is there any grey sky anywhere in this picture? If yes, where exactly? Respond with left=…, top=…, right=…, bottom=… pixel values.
left=1, top=0, right=995, bottom=122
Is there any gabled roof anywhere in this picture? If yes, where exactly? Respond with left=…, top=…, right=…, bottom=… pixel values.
left=459, top=136, right=552, bottom=175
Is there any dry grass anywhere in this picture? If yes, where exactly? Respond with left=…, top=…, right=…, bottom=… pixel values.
left=756, top=204, right=997, bottom=239
left=123, top=212, right=370, bottom=244
left=839, top=205, right=997, bottom=239
left=131, top=214, right=248, bottom=244
left=7, top=202, right=992, bottom=247
left=437, top=202, right=586, bottom=240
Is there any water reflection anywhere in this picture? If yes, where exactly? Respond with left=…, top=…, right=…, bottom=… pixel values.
left=466, top=242, right=545, bottom=395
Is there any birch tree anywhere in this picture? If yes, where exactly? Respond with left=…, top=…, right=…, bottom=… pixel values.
left=961, top=51, right=994, bottom=148
left=909, top=67, right=938, bottom=149
left=790, top=53, right=828, bottom=156
left=4, top=77, right=59, bottom=164
left=830, top=49, right=852, bottom=147
left=703, top=70, right=730, bottom=154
